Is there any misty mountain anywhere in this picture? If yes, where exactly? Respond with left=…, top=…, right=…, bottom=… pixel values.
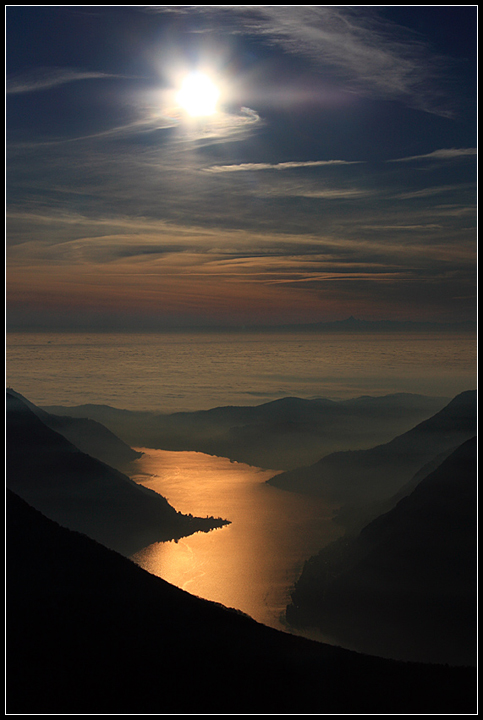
left=7, top=489, right=476, bottom=714
left=7, top=387, right=141, bottom=472
left=6, top=391, right=228, bottom=556
left=42, top=393, right=448, bottom=471
left=334, top=445, right=458, bottom=532
left=287, top=437, right=477, bottom=666
left=268, top=390, right=476, bottom=506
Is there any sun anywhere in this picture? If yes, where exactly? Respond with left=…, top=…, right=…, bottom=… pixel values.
left=176, top=72, right=220, bottom=117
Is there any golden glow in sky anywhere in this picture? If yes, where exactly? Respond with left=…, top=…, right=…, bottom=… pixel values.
left=176, top=72, right=220, bottom=117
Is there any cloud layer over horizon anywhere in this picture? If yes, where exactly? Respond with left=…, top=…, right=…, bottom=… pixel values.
left=7, top=6, right=477, bottom=329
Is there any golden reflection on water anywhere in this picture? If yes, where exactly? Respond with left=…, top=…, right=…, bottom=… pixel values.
left=130, top=449, right=344, bottom=632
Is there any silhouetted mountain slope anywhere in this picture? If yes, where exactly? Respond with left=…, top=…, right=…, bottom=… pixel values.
left=268, top=390, right=476, bottom=503
left=7, top=388, right=141, bottom=471
left=334, top=445, right=458, bottom=532
left=287, top=438, right=477, bottom=666
left=6, top=490, right=476, bottom=714
left=43, top=393, right=448, bottom=470
left=6, top=391, right=228, bottom=556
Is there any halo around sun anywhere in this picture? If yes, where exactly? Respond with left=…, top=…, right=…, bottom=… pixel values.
left=176, top=72, right=220, bottom=117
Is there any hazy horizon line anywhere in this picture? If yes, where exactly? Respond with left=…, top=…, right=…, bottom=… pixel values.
left=6, top=317, right=477, bottom=335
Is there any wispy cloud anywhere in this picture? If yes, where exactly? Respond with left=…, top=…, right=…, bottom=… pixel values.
left=204, top=160, right=362, bottom=173
left=248, top=6, right=456, bottom=116
left=147, top=6, right=456, bottom=116
left=392, top=184, right=472, bottom=200
left=6, top=66, right=135, bottom=94
left=7, top=208, right=474, bottom=268
left=6, top=118, right=179, bottom=149
left=253, top=185, right=370, bottom=200
left=360, top=224, right=444, bottom=232
left=389, top=148, right=477, bottom=163
left=168, top=107, right=262, bottom=147
left=7, top=204, right=476, bottom=327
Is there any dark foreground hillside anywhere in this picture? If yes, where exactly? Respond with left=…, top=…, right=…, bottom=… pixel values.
left=7, top=490, right=476, bottom=715
left=287, top=438, right=477, bottom=667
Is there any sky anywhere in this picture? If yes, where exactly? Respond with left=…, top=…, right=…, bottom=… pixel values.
left=6, top=6, right=477, bottom=330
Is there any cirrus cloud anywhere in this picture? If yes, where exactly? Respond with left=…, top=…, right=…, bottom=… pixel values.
left=204, top=159, right=363, bottom=173
left=389, top=148, right=477, bottom=163
left=6, top=66, right=138, bottom=94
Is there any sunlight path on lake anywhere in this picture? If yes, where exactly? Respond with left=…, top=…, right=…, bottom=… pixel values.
left=130, top=449, right=344, bottom=633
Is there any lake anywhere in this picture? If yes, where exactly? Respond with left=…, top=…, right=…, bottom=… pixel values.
left=130, top=448, right=345, bottom=638
left=6, top=328, right=476, bottom=644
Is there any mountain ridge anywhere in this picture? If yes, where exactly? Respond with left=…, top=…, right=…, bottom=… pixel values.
left=42, top=392, right=449, bottom=471
left=286, top=437, right=477, bottom=666
left=7, top=387, right=142, bottom=471
left=6, top=390, right=229, bottom=555
left=268, top=389, right=476, bottom=505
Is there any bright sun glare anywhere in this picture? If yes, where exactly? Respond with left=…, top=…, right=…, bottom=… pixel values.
left=177, top=72, right=220, bottom=117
